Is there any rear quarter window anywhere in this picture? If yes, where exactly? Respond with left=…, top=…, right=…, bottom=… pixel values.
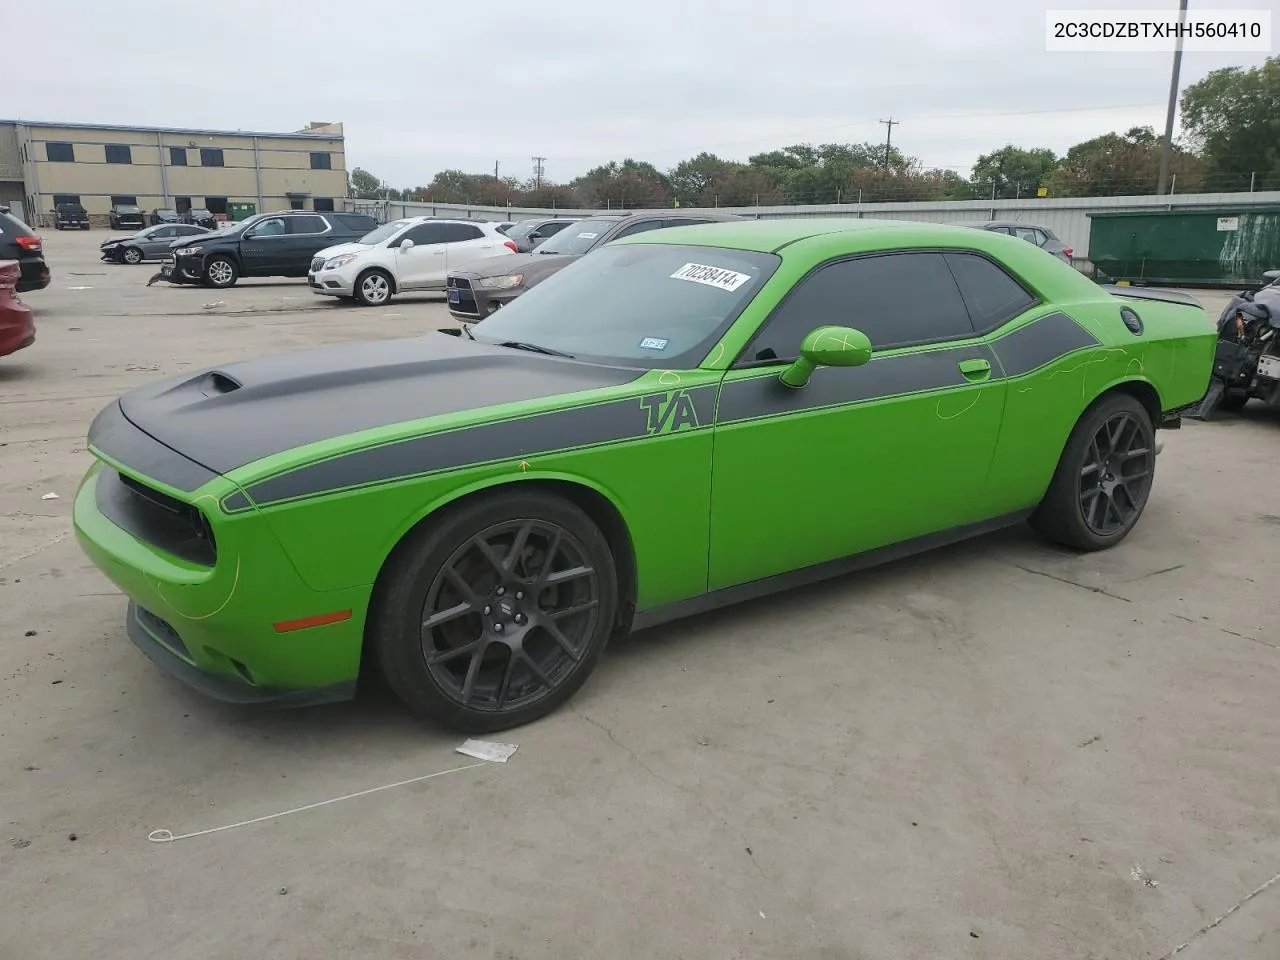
left=944, top=253, right=1039, bottom=332
left=335, top=214, right=377, bottom=232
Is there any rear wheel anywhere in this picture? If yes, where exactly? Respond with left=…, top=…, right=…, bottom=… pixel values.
left=204, top=256, right=238, bottom=288
left=371, top=491, right=618, bottom=732
left=122, top=246, right=143, bottom=265
left=1030, top=393, right=1156, bottom=551
left=354, top=269, right=393, bottom=306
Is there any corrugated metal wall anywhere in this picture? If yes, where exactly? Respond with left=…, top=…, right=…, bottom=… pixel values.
left=370, top=191, right=1280, bottom=264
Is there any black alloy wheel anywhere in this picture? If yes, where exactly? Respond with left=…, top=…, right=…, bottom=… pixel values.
left=1078, top=410, right=1153, bottom=536
left=372, top=491, right=618, bottom=732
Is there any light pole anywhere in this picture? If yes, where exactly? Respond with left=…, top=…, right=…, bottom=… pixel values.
left=1156, top=0, right=1189, bottom=196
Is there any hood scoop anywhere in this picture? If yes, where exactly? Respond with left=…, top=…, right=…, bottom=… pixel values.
left=199, top=371, right=242, bottom=396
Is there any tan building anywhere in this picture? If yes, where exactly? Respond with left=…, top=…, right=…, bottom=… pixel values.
left=0, top=119, right=349, bottom=227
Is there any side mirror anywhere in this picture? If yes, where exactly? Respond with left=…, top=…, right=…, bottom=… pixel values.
left=529, top=230, right=544, bottom=241
left=399, top=238, right=414, bottom=251
left=779, top=325, right=872, bottom=389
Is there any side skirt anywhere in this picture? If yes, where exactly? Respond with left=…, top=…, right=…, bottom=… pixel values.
left=630, top=509, right=1034, bottom=632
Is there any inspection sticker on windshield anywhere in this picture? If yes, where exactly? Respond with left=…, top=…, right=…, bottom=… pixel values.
left=639, top=337, right=669, bottom=351
left=670, top=262, right=751, bottom=292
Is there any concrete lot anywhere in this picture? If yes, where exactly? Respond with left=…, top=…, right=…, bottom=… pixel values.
left=1, top=228, right=1277, bottom=960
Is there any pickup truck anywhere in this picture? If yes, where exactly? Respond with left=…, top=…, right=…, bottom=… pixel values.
left=155, top=210, right=378, bottom=288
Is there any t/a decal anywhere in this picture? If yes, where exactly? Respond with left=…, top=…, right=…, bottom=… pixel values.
left=640, top=390, right=701, bottom=436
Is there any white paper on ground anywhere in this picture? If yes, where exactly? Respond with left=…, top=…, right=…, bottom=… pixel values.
left=455, top=739, right=519, bottom=763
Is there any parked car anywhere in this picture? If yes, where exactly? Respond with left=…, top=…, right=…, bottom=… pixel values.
left=155, top=210, right=379, bottom=288
left=0, top=260, right=35, bottom=359
left=504, top=217, right=581, bottom=253
left=309, top=218, right=518, bottom=306
left=149, top=208, right=181, bottom=226
left=53, top=202, right=90, bottom=230
left=100, top=223, right=212, bottom=264
left=491, top=221, right=517, bottom=234
left=447, top=211, right=739, bottom=321
left=72, top=218, right=1215, bottom=731
left=182, top=208, right=217, bottom=229
left=0, top=206, right=50, bottom=293
left=971, top=221, right=1073, bottom=264
left=109, top=204, right=146, bottom=231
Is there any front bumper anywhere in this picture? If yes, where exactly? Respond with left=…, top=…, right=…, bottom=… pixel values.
left=308, top=263, right=358, bottom=297
left=74, top=455, right=368, bottom=705
left=156, top=254, right=203, bottom=284
left=446, top=274, right=521, bottom=321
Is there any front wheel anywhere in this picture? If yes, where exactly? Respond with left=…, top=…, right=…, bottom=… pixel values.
left=122, top=246, right=143, bottom=265
left=354, top=269, right=393, bottom=306
left=1031, top=393, right=1156, bottom=551
left=371, top=491, right=619, bottom=732
left=204, top=256, right=238, bottom=288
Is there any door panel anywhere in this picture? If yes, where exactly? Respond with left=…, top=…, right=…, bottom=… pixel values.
left=442, top=223, right=497, bottom=276
left=396, top=223, right=447, bottom=289
left=240, top=216, right=288, bottom=272
left=708, top=345, right=1006, bottom=590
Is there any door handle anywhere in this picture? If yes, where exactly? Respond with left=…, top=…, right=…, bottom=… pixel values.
left=958, top=358, right=992, bottom=381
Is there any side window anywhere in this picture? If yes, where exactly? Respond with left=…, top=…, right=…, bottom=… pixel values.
left=987, top=225, right=1012, bottom=235
left=401, top=223, right=446, bottom=245
left=666, top=218, right=714, bottom=228
left=46, top=142, right=75, bottom=162
left=442, top=223, right=484, bottom=243
left=288, top=215, right=328, bottom=235
left=313, top=198, right=335, bottom=212
left=542, top=221, right=571, bottom=236
left=944, top=253, right=1038, bottom=333
left=744, top=253, right=975, bottom=361
left=1031, top=229, right=1049, bottom=247
left=612, top=219, right=663, bottom=240
left=252, top=217, right=288, bottom=237
left=153, top=226, right=176, bottom=239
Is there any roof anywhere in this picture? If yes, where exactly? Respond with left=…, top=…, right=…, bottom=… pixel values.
left=0, top=118, right=343, bottom=141
left=622, top=216, right=990, bottom=253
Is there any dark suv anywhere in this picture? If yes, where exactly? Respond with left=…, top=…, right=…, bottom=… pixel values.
left=157, top=209, right=379, bottom=288
left=182, top=208, right=217, bottom=229
left=109, top=204, right=146, bottom=230
left=0, top=206, right=51, bottom=292
left=53, top=202, right=90, bottom=230
left=447, top=211, right=740, bottom=320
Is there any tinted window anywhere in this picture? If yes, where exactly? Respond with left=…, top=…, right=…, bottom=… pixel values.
left=745, top=252, right=975, bottom=361
left=534, top=218, right=624, bottom=255
left=667, top=218, right=715, bottom=227
left=442, top=223, right=484, bottom=243
left=53, top=195, right=81, bottom=207
left=310, top=152, right=332, bottom=170
left=542, top=221, right=572, bottom=236
left=288, top=215, right=327, bottom=235
left=1013, top=226, right=1039, bottom=244
left=313, top=198, right=335, bottom=212
left=944, top=253, right=1037, bottom=332
left=612, top=219, right=664, bottom=240
left=150, top=226, right=176, bottom=238
left=46, top=142, right=74, bottom=162
left=200, top=148, right=224, bottom=167
left=105, top=144, right=132, bottom=164
left=334, top=213, right=375, bottom=231
left=252, top=218, right=288, bottom=237
left=402, top=223, right=446, bottom=245
left=176, top=225, right=204, bottom=236
left=169, top=147, right=188, bottom=166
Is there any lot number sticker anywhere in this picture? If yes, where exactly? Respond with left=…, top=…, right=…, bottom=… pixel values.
left=639, top=337, right=669, bottom=350
left=670, top=262, right=751, bottom=292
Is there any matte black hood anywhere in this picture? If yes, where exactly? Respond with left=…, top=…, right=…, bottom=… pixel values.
left=115, top=331, right=639, bottom=476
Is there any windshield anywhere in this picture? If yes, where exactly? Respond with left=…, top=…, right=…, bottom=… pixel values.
left=469, top=242, right=780, bottom=369
left=533, top=217, right=622, bottom=256
left=117, top=205, right=141, bottom=214
left=504, top=220, right=540, bottom=240
left=357, top=220, right=412, bottom=245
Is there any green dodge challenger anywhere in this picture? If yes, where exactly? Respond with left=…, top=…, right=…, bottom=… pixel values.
left=73, top=219, right=1216, bottom=731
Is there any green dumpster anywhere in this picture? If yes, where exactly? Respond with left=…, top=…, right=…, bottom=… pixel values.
left=228, top=201, right=257, bottom=222
left=1087, top=206, right=1280, bottom=287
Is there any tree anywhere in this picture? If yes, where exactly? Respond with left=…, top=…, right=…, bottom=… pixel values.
left=703, top=167, right=784, bottom=207
left=348, top=167, right=383, bottom=199
left=970, top=145, right=1058, bottom=199
left=1046, top=126, right=1203, bottom=197
left=571, top=159, right=671, bottom=207
left=669, top=152, right=734, bottom=204
left=520, top=184, right=580, bottom=209
left=1181, top=56, right=1280, bottom=191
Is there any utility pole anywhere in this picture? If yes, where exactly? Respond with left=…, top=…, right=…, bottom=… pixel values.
left=532, top=156, right=546, bottom=190
left=494, top=161, right=500, bottom=180
left=1157, top=0, right=1189, bottom=196
left=879, top=118, right=898, bottom=171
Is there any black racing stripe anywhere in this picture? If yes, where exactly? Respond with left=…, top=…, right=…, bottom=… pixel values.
left=717, top=344, right=1000, bottom=424
left=246, top=384, right=718, bottom=507
left=992, top=311, right=1099, bottom=378
left=88, top=401, right=217, bottom=493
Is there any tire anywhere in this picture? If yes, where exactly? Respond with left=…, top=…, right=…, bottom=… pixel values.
left=122, top=246, right=144, bottom=265
left=353, top=268, right=393, bottom=306
left=203, top=256, right=238, bottom=288
left=370, top=490, right=619, bottom=732
left=1030, top=392, right=1156, bottom=551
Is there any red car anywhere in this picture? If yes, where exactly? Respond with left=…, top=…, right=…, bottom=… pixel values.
left=0, top=260, right=35, bottom=358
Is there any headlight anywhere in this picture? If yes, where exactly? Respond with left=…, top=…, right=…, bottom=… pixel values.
left=324, top=253, right=360, bottom=269
left=477, top=274, right=524, bottom=290
left=102, top=242, right=118, bottom=249
left=176, top=246, right=202, bottom=256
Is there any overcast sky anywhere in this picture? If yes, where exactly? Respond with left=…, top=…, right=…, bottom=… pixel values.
left=10, top=0, right=1274, bottom=186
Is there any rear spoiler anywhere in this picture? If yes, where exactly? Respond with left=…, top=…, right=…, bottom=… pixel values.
left=1098, top=284, right=1202, bottom=307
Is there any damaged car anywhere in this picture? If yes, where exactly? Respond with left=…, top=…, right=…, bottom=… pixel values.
left=1189, top=269, right=1280, bottom=419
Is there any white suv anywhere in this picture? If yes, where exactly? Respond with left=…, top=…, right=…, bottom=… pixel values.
left=309, top=217, right=517, bottom=306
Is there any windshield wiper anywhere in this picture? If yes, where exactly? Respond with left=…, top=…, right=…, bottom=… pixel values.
left=497, top=340, right=575, bottom=359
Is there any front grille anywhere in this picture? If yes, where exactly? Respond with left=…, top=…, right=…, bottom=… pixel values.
left=447, top=276, right=479, bottom=315
left=311, top=257, right=325, bottom=272
left=447, top=276, right=470, bottom=290
left=96, top=469, right=218, bottom=566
